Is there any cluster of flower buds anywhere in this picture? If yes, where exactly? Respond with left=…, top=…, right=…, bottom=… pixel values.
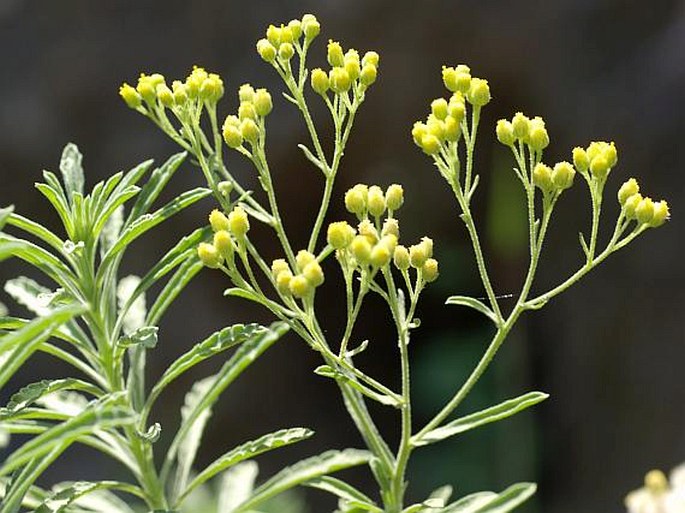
left=617, top=177, right=669, bottom=228
left=197, top=207, right=250, bottom=268
left=222, top=84, right=273, bottom=149
left=531, top=161, right=576, bottom=196
left=496, top=112, right=550, bottom=152
left=572, top=141, right=618, bottom=182
left=256, top=14, right=321, bottom=64
left=310, top=43, right=379, bottom=97
left=271, top=250, right=324, bottom=299
left=329, top=185, right=439, bottom=282
left=344, top=183, right=404, bottom=220
left=120, top=67, right=224, bottom=113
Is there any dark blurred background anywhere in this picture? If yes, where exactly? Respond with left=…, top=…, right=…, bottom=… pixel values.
left=1, top=1, right=684, bottom=512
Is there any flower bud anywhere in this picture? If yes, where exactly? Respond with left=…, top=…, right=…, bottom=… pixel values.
left=385, top=184, right=404, bottom=211
left=552, top=161, right=575, bottom=190
left=367, top=185, right=386, bottom=217
left=511, top=112, right=529, bottom=140
left=370, top=243, right=392, bottom=267
left=426, top=115, right=446, bottom=141
left=240, top=118, right=259, bottom=143
left=443, top=116, right=460, bottom=142
left=156, top=84, right=174, bottom=107
left=303, top=261, right=324, bottom=287
left=329, top=67, right=352, bottom=93
left=228, top=207, right=250, bottom=238
left=257, top=39, right=277, bottom=63
left=295, top=250, right=316, bottom=273
left=238, top=101, right=257, bottom=121
left=467, top=77, right=491, bottom=106
left=120, top=83, right=142, bottom=109
left=198, top=242, right=222, bottom=268
left=253, top=89, right=273, bottom=117
left=201, top=74, right=224, bottom=102
left=532, top=163, right=554, bottom=192
left=302, top=14, right=320, bottom=41
left=218, top=181, right=233, bottom=197
left=635, top=197, right=655, bottom=225
left=136, top=77, right=156, bottom=104
left=650, top=201, right=670, bottom=227
left=618, top=178, right=640, bottom=206
left=382, top=218, right=400, bottom=238
left=379, top=234, right=398, bottom=254
left=422, top=258, right=439, bottom=282
left=420, top=134, right=441, bottom=155
left=278, top=42, right=295, bottom=60
left=238, top=83, right=255, bottom=103
left=223, top=121, right=243, bottom=149
left=431, top=98, right=449, bottom=120
left=645, top=470, right=669, bottom=494
left=589, top=155, right=609, bottom=179
left=280, top=26, right=294, bottom=44
left=389, top=247, right=408, bottom=273
left=271, top=258, right=290, bottom=278
left=289, top=274, right=311, bottom=298
left=496, top=119, right=515, bottom=146
left=344, top=50, right=361, bottom=81
left=209, top=209, right=230, bottom=232
left=573, top=147, right=590, bottom=173
left=528, top=121, right=550, bottom=151
left=412, top=122, right=428, bottom=146
left=362, top=51, right=380, bottom=67
left=345, top=184, right=368, bottom=215
left=623, top=193, right=642, bottom=219
left=266, top=24, right=281, bottom=46
left=172, top=81, right=188, bottom=105
left=360, top=64, right=377, bottom=87
left=420, top=237, right=433, bottom=258
left=213, top=230, right=234, bottom=258
left=358, top=219, right=379, bottom=244
left=350, top=235, right=372, bottom=265
left=288, top=19, right=302, bottom=40
left=276, top=269, right=293, bottom=295
left=409, top=243, right=429, bottom=268
left=604, top=142, right=618, bottom=167
left=327, top=40, right=345, bottom=67
left=311, top=68, right=330, bottom=94
left=327, top=221, right=356, bottom=249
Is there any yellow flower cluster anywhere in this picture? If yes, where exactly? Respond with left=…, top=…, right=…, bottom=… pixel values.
left=256, top=14, right=321, bottom=64
left=271, top=250, right=324, bottom=299
left=119, top=67, right=224, bottom=113
left=617, top=177, right=669, bottom=228
left=197, top=207, right=250, bottom=268
left=222, top=84, right=273, bottom=149
left=531, top=161, right=576, bottom=196
left=328, top=185, right=439, bottom=282
left=412, top=64, right=489, bottom=155
left=572, top=141, right=618, bottom=181
left=310, top=44, right=379, bottom=96
left=496, top=112, right=550, bottom=152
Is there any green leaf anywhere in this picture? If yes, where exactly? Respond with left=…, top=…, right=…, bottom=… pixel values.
left=99, top=205, right=124, bottom=257
left=162, top=323, right=290, bottom=480
left=411, top=392, right=548, bottom=447
left=224, top=287, right=273, bottom=308
left=0, top=398, right=135, bottom=476
left=90, top=185, right=140, bottom=239
left=117, top=326, right=158, bottom=349
left=232, top=449, right=372, bottom=513
left=35, top=181, right=73, bottom=237
left=0, top=379, right=102, bottom=420
left=103, top=187, right=211, bottom=259
left=4, top=276, right=53, bottom=316
left=0, top=205, right=13, bottom=231
left=0, top=304, right=87, bottom=389
left=445, top=295, right=498, bottom=324
left=127, top=152, right=187, bottom=223
left=178, top=427, right=315, bottom=505
left=59, top=143, right=85, bottom=204
left=146, top=258, right=203, bottom=325
left=34, top=480, right=143, bottom=513
left=152, top=324, right=270, bottom=400
left=6, top=212, right=64, bottom=253
left=441, top=492, right=497, bottom=513
left=443, top=483, right=536, bottom=513
left=305, top=476, right=380, bottom=512
left=217, top=461, right=259, bottom=513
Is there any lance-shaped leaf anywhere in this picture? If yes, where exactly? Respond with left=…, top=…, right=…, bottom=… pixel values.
left=217, top=461, right=259, bottom=513
left=127, top=152, right=187, bottom=223
left=443, top=483, right=536, bottom=513
left=445, top=295, right=498, bottom=324
left=0, top=399, right=135, bottom=476
left=59, top=143, right=85, bottom=205
left=305, top=476, right=381, bottom=512
left=411, top=391, right=548, bottom=447
left=0, top=205, right=14, bottom=231
left=0, top=379, right=102, bottom=420
left=146, top=258, right=203, bottom=325
left=0, top=304, right=86, bottom=390
left=34, top=480, right=142, bottom=513
left=5, top=212, right=64, bottom=253
left=231, top=449, right=372, bottom=513
left=177, top=427, right=315, bottom=505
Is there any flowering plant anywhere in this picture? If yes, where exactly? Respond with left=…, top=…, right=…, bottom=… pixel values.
left=0, top=12, right=669, bottom=513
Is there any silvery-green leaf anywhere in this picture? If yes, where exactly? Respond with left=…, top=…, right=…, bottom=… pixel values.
left=0, top=379, right=102, bottom=420
left=118, top=326, right=158, bottom=349
left=445, top=295, right=498, bottom=324
left=217, top=461, right=259, bottom=513
left=35, top=481, right=140, bottom=513
left=178, top=427, right=315, bottom=505
left=305, top=476, right=380, bottom=512
left=446, top=483, right=536, bottom=513
left=0, top=205, right=13, bottom=231
left=231, top=449, right=372, bottom=513
left=173, top=376, right=215, bottom=502
left=99, top=205, right=124, bottom=257
left=0, top=428, right=8, bottom=448
left=36, top=391, right=90, bottom=417
left=137, top=422, right=162, bottom=443
left=441, top=492, right=497, bottom=513
left=4, top=276, right=53, bottom=316
left=59, top=143, right=85, bottom=204
left=127, top=152, right=187, bottom=223
left=411, top=391, right=548, bottom=447
left=117, top=275, right=146, bottom=335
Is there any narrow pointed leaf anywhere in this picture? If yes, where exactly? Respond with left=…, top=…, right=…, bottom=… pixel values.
left=0, top=379, right=102, bottom=420
left=441, top=492, right=497, bottom=513
left=217, top=461, right=259, bottom=513
left=127, top=152, right=186, bottom=223
left=0, top=205, right=13, bottom=231
left=445, top=295, right=498, bottom=324
left=232, top=449, right=372, bottom=513
left=469, top=483, right=536, bottom=513
left=147, top=258, right=203, bottom=325
left=412, top=392, right=548, bottom=447
left=34, top=481, right=143, bottom=513
left=6, top=213, right=64, bottom=252
left=179, top=427, right=315, bottom=504
left=305, top=476, right=380, bottom=512
left=59, top=143, right=85, bottom=204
